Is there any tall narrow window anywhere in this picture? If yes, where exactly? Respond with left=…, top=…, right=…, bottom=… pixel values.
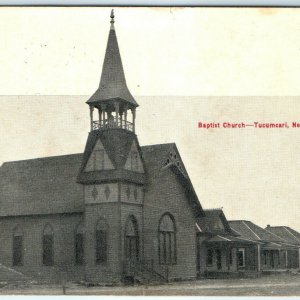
left=125, top=215, right=139, bottom=262
left=13, top=226, right=23, bottom=266
left=95, top=219, right=108, bottom=264
left=75, top=222, right=84, bottom=265
left=158, top=213, right=176, bottom=265
left=263, top=250, right=268, bottom=265
left=206, top=249, right=213, bottom=266
left=237, top=248, right=245, bottom=267
left=43, top=224, right=54, bottom=266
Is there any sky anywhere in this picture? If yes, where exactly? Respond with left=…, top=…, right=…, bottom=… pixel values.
left=0, top=7, right=300, bottom=230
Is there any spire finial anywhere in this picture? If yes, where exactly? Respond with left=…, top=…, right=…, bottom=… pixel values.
left=110, top=9, right=115, bottom=24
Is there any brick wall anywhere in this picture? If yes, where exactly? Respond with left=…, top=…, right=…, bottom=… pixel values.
left=143, top=167, right=197, bottom=281
left=84, top=203, right=122, bottom=284
left=0, top=213, right=84, bottom=283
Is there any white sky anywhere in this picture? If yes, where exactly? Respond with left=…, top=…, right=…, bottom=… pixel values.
left=1, top=7, right=300, bottom=231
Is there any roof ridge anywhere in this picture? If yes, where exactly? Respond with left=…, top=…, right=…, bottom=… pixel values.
left=283, top=227, right=300, bottom=243
left=141, top=142, right=176, bottom=149
left=2, top=153, right=82, bottom=165
left=242, top=221, right=262, bottom=240
left=228, top=220, right=251, bottom=223
left=265, top=227, right=290, bottom=243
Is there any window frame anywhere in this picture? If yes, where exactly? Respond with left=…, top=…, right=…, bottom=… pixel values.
left=237, top=248, right=245, bottom=268
left=75, top=222, right=85, bottom=266
left=12, top=226, right=24, bottom=267
left=95, top=219, right=108, bottom=264
left=42, top=224, right=54, bottom=266
left=125, top=215, right=139, bottom=262
left=206, top=248, right=214, bottom=266
left=158, top=213, right=177, bottom=265
left=263, top=250, right=268, bottom=265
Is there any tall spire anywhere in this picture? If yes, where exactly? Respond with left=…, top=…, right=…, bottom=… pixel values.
left=87, top=10, right=138, bottom=107
left=110, top=9, right=115, bottom=27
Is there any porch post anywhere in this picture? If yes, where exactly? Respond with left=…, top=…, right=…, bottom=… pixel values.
left=132, top=108, right=136, bottom=132
left=89, top=106, right=94, bottom=131
left=98, top=108, right=102, bottom=126
left=298, top=248, right=300, bottom=268
left=124, top=106, right=128, bottom=129
left=257, top=244, right=261, bottom=272
left=115, top=101, right=119, bottom=127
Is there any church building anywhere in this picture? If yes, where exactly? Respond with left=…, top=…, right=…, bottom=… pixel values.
left=0, top=11, right=299, bottom=285
left=0, top=11, right=205, bottom=284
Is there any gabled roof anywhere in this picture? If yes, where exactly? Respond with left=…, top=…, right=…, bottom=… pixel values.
left=141, top=143, right=204, bottom=218
left=79, top=129, right=137, bottom=172
left=77, top=129, right=146, bottom=185
left=265, top=226, right=300, bottom=246
left=0, top=142, right=203, bottom=218
left=229, top=220, right=288, bottom=243
left=197, top=209, right=234, bottom=235
left=0, top=154, right=84, bottom=217
left=87, top=18, right=137, bottom=107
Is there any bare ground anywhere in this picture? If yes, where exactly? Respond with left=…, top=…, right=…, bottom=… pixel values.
left=1, top=273, right=300, bottom=296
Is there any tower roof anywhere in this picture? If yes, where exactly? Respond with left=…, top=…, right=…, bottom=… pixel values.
left=87, top=10, right=138, bottom=107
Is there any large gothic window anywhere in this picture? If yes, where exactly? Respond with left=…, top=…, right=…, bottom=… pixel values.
left=43, top=224, right=54, bottom=266
left=75, top=222, right=84, bottom=265
left=125, top=215, right=139, bottom=262
left=95, top=219, right=108, bottom=264
left=12, top=226, right=24, bottom=266
left=158, top=213, right=177, bottom=265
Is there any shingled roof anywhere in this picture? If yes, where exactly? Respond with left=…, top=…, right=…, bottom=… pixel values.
left=0, top=154, right=84, bottom=217
left=87, top=17, right=137, bottom=106
left=229, top=220, right=288, bottom=243
left=0, top=143, right=203, bottom=218
left=77, top=129, right=146, bottom=185
left=197, top=209, right=234, bottom=234
left=265, top=226, right=300, bottom=245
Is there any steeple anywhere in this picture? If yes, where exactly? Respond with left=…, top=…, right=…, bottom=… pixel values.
left=87, top=10, right=138, bottom=133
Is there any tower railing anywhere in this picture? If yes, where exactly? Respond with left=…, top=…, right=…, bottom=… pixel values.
left=92, top=116, right=133, bottom=132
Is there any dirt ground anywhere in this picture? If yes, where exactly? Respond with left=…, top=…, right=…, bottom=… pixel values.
left=1, top=273, right=300, bottom=296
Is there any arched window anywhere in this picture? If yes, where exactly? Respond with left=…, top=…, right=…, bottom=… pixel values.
left=43, top=224, right=54, bottom=266
left=158, top=213, right=176, bottom=265
left=95, top=219, right=108, bottom=264
left=75, top=222, right=84, bottom=265
left=12, top=226, right=23, bottom=266
left=125, top=215, right=139, bottom=262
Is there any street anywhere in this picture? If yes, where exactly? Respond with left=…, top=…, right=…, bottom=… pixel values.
left=0, top=273, right=300, bottom=296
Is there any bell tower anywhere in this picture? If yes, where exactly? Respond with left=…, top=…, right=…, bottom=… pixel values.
left=87, top=10, right=138, bottom=133
left=78, top=10, right=146, bottom=283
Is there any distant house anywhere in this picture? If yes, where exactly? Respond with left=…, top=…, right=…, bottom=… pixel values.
left=229, top=221, right=300, bottom=271
left=196, top=210, right=261, bottom=278
left=265, top=225, right=300, bottom=269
